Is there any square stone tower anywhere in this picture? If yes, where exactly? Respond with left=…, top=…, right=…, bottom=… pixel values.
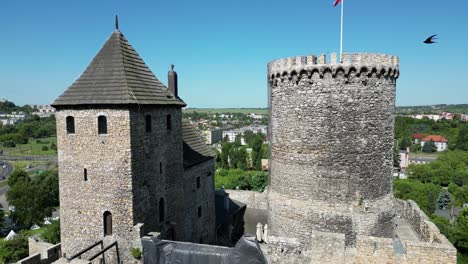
left=52, top=27, right=187, bottom=261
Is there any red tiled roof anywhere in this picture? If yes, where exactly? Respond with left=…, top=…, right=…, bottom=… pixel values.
left=413, top=134, right=423, bottom=139
left=422, top=135, right=448, bottom=143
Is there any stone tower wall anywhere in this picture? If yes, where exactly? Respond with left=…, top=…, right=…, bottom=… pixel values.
left=267, top=53, right=400, bottom=244
left=129, top=106, right=184, bottom=238
left=56, top=107, right=135, bottom=258
left=183, top=159, right=217, bottom=243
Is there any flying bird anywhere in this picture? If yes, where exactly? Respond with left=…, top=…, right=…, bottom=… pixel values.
left=424, top=34, right=437, bottom=44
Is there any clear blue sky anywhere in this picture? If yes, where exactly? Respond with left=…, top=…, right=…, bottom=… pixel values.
left=0, top=0, right=467, bottom=108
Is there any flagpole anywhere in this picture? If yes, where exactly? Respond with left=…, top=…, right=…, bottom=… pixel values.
left=340, top=0, right=344, bottom=63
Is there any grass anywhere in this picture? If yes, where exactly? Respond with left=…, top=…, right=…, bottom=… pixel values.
left=1, top=137, right=57, bottom=156
left=183, top=108, right=268, bottom=115
left=458, top=252, right=468, bottom=264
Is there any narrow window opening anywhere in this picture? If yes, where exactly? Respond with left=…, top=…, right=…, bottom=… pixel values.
left=145, top=115, right=152, bottom=133
left=159, top=198, right=165, bottom=222
left=66, top=116, right=75, bottom=134
left=197, top=177, right=201, bottom=189
left=84, top=168, right=88, bottom=181
left=160, top=162, right=163, bottom=174
left=198, top=206, right=202, bottom=218
left=166, top=114, right=172, bottom=130
left=103, top=211, right=112, bottom=236
left=98, top=116, right=107, bottom=134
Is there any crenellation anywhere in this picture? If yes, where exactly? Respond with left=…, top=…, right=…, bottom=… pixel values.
left=267, top=53, right=400, bottom=83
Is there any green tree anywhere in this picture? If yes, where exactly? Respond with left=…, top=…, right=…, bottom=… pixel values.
left=251, top=136, right=264, bottom=170
left=0, top=234, right=28, bottom=263
left=431, top=215, right=454, bottom=244
left=7, top=170, right=59, bottom=228
left=422, top=139, right=437, bottom=153
left=399, top=137, right=411, bottom=150
left=393, top=145, right=401, bottom=168
left=220, top=143, right=233, bottom=169
left=8, top=169, right=30, bottom=187
left=456, top=125, right=468, bottom=151
left=454, top=208, right=468, bottom=251
left=393, top=179, right=441, bottom=215
left=0, top=206, right=4, bottom=230
left=40, top=220, right=61, bottom=244
left=243, top=130, right=255, bottom=146
left=437, top=191, right=451, bottom=210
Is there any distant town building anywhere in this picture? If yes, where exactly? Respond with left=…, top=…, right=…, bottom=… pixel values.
left=408, top=112, right=455, bottom=122
left=461, top=114, right=468, bottom=122
left=248, top=113, right=264, bottom=120
left=222, top=126, right=267, bottom=145
left=440, top=112, right=455, bottom=120
left=420, top=135, right=448, bottom=151
left=410, top=114, right=440, bottom=121
left=202, top=128, right=227, bottom=145
left=31, top=104, right=56, bottom=117
left=0, top=111, right=27, bottom=125
left=413, top=133, right=423, bottom=144
left=399, top=148, right=409, bottom=169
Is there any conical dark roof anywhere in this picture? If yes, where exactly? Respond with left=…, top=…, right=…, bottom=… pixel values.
left=182, top=119, right=215, bottom=168
left=52, top=30, right=185, bottom=107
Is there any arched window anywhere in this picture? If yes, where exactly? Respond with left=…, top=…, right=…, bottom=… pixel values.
left=66, top=116, right=75, bottom=134
left=159, top=198, right=165, bottom=223
left=98, top=116, right=107, bottom=134
left=103, top=211, right=112, bottom=236
left=166, top=114, right=172, bottom=130
left=145, top=115, right=152, bottom=133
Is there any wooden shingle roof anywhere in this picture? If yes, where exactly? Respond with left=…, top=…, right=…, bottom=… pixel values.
left=182, top=119, right=215, bottom=168
left=52, top=30, right=185, bottom=107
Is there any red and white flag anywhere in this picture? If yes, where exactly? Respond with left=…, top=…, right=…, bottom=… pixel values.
left=333, top=0, right=342, bottom=7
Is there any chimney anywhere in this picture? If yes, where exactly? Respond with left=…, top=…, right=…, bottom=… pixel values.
left=168, top=64, right=178, bottom=98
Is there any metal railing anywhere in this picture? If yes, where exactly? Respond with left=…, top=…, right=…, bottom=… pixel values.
left=67, top=240, right=103, bottom=262
left=88, top=241, right=120, bottom=264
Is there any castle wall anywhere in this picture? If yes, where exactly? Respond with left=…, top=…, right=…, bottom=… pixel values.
left=182, top=159, right=216, bottom=243
left=56, top=107, right=134, bottom=259
left=267, top=53, right=399, bottom=244
left=128, top=106, right=184, bottom=238
left=225, top=190, right=268, bottom=210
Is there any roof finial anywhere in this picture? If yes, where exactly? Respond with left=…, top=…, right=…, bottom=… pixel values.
left=171, top=64, right=175, bottom=71
left=115, top=15, right=119, bottom=31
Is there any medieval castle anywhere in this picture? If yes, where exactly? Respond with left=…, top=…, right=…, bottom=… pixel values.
left=17, top=21, right=457, bottom=264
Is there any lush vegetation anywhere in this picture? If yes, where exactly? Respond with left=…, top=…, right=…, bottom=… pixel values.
left=40, top=221, right=61, bottom=244
left=6, top=169, right=59, bottom=228
left=0, top=100, right=33, bottom=114
left=215, top=169, right=268, bottom=191
left=394, top=116, right=467, bottom=152
left=0, top=115, right=56, bottom=147
left=396, top=104, right=468, bottom=115
left=183, top=111, right=268, bottom=129
left=0, top=234, right=28, bottom=263
left=394, top=150, right=468, bottom=262
left=183, top=108, right=268, bottom=115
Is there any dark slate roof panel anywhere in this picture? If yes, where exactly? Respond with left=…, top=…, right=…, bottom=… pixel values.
left=52, top=30, right=185, bottom=107
left=182, top=119, right=215, bottom=168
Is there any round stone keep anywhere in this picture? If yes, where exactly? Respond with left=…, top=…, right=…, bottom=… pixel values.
left=267, top=53, right=400, bottom=244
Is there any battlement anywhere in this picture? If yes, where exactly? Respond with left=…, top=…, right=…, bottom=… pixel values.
left=268, top=53, right=399, bottom=81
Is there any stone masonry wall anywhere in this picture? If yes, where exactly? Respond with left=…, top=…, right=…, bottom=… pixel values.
left=183, top=159, right=216, bottom=244
left=226, top=190, right=268, bottom=210
left=396, top=199, right=454, bottom=245
left=17, top=242, right=61, bottom=264
left=56, top=107, right=134, bottom=261
left=267, top=53, right=399, bottom=244
left=129, top=105, right=184, bottom=240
